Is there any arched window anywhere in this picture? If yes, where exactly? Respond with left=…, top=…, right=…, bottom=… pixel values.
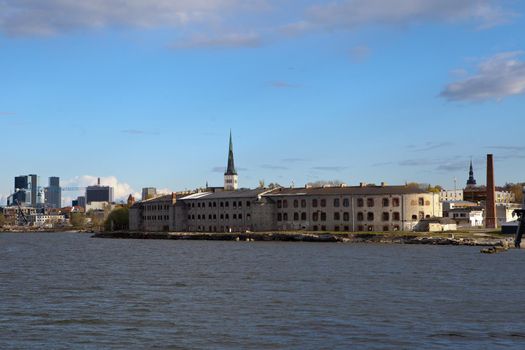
left=382, top=212, right=390, bottom=221
left=293, top=200, right=299, bottom=208
left=367, top=212, right=374, bottom=221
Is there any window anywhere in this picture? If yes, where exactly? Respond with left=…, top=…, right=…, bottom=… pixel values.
left=343, top=198, right=350, bottom=207
left=334, top=226, right=340, bottom=232
left=382, top=212, right=390, bottom=221
left=358, top=225, right=364, bottom=231
left=334, top=212, right=340, bottom=220
left=343, top=212, right=350, bottom=221
left=313, top=212, right=319, bottom=222
left=283, top=200, right=288, bottom=208
left=383, top=226, right=389, bottom=232
left=233, top=202, right=237, bottom=208
left=321, top=225, right=326, bottom=231
left=246, top=201, right=250, bottom=207
left=220, top=214, right=224, bottom=220
left=368, top=226, right=374, bottom=232
left=418, top=198, right=424, bottom=206
left=334, top=198, right=340, bottom=207
left=392, top=198, right=400, bottom=207
left=233, top=214, right=237, bottom=219
left=357, top=198, right=364, bottom=207
left=213, top=202, right=217, bottom=207
left=320, top=199, right=326, bottom=207
left=226, top=202, right=229, bottom=207
left=294, top=200, right=299, bottom=208
left=313, top=225, right=319, bottom=231
left=344, top=226, right=349, bottom=231
left=283, top=213, right=288, bottom=221
left=301, top=212, right=307, bottom=221
left=294, top=212, right=299, bottom=221
left=367, top=198, right=374, bottom=207
left=357, top=212, right=364, bottom=221
left=393, top=212, right=400, bottom=221
left=277, top=213, right=282, bottom=221
left=238, top=201, right=242, bottom=208
left=225, top=214, right=229, bottom=219
left=312, top=199, right=318, bottom=207
left=301, top=199, right=307, bottom=208
left=367, top=212, right=374, bottom=221
left=277, top=200, right=282, bottom=208
left=321, top=212, right=327, bottom=221
left=412, top=214, right=417, bottom=220
left=382, top=198, right=389, bottom=207
left=220, top=202, right=224, bottom=208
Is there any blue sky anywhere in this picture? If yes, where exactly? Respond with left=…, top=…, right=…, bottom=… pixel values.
left=1, top=0, right=524, bottom=204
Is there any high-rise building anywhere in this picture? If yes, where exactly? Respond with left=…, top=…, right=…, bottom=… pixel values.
left=11, top=174, right=42, bottom=206
left=86, top=178, right=114, bottom=204
left=142, top=187, right=157, bottom=201
left=45, top=177, right=61, bottom=208
left=224, top=131, right=238, bottom=191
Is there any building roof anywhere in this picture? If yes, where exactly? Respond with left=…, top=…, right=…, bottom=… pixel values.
left=264, top=185, right=430, bottom=197
left=180, top=188, right=273, bottom=201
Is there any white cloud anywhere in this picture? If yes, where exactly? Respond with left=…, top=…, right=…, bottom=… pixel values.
left=62, top=175, right=140, bottom=203
left=441, top=51, right=525, bottom=101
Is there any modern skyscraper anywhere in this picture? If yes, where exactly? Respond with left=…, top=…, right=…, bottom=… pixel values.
left=224, top=131, right=238, bottom=191
left=45, top=177, right=61, bottom=208
left=142, top=187, right=157, bottom=201
left=86, top=178, right=114, bottom=204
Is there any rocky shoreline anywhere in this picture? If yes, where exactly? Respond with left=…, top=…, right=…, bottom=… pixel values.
left=93, top=231, right=514, bottom=247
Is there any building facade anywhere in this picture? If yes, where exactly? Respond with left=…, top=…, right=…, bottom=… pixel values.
left=129, top=185, right=442, bottom=233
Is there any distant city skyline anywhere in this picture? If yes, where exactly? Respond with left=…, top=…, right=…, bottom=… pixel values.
left=1, top=0, right=524, bottom=205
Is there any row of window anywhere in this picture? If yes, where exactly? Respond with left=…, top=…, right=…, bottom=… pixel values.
left=189, top=201, right=251, bottom=209
left=143, top=215, right=169, bottom=221
left=144, top=204, right=170, bottom=211
left=189, top=213, right=251, bottom=221
left=276, top=197, right=408, bottom=209
left=277, top=211, right=406, bottom=222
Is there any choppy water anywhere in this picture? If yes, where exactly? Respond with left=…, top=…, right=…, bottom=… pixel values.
left=1, top=232, right=524, bottom=349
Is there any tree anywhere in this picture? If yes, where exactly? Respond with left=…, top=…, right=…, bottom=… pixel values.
left=258, top=180, right=266, bottom=189
left=104, top=207, right=129, bottom=231
left=507, top=183, right=525, bottom=204
left=70, top=212, right=86, bottom=228
left=267, top=183, right=281, bottom=189
left=0, top=213, right=5, bottom=227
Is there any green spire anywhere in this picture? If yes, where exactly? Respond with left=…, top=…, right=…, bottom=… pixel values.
left=225, top=130, right=237, bottom=176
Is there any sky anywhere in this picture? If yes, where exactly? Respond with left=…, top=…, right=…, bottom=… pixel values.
left=1, top=0, right=525, bottom=205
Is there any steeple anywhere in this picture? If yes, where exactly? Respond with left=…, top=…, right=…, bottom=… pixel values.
left=224, top=131, right=238, bottom=190
left=466, top=160, right=477, bottom=186
left=225, top=130, right=237, bottom=176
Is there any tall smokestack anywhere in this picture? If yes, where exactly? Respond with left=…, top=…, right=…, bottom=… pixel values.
left=97, top=177, right=101, bottom=186
left=485, top=154, right=497, bottom=229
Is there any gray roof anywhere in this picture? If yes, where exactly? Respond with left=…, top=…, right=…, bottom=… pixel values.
left=180, top=188, right=273, bottom=201
left=264, top=185, right=430, bottom=197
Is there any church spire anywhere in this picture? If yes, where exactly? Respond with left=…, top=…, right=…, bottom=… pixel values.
left=466, top=159, right=477, bottom=186
left=225, top=130, right=237, bottom=176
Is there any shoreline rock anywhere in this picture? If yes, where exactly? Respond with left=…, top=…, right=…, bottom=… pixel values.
left=92, top=231, right=512, bottom=247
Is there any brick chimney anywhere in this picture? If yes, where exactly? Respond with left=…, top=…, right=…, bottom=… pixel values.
left=485, top=154, right=497, bottom=229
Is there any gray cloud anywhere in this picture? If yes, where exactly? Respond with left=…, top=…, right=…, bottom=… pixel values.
left=349, top=45, right=371, bottom=63
left=261, top=164, right=289, bottom=170
left=269, top=80, right=301, bottom=89
left=121, top=129, right=160, bottom=135
left=282, top=157, right=308, bottom=163
left=171, top=33, right=262, bottom=50
left=489, top=145, right=525, bottom=151
left=407, top=142, right=454, bottom=152
left=312, top=166, right=347, bottom=172
left=306, top=0, right=511, bottom=30
left=441, top=51, right=525, bottom=101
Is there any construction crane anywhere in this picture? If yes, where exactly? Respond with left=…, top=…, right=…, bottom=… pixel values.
left=14, top=199, right=29, bottom=226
